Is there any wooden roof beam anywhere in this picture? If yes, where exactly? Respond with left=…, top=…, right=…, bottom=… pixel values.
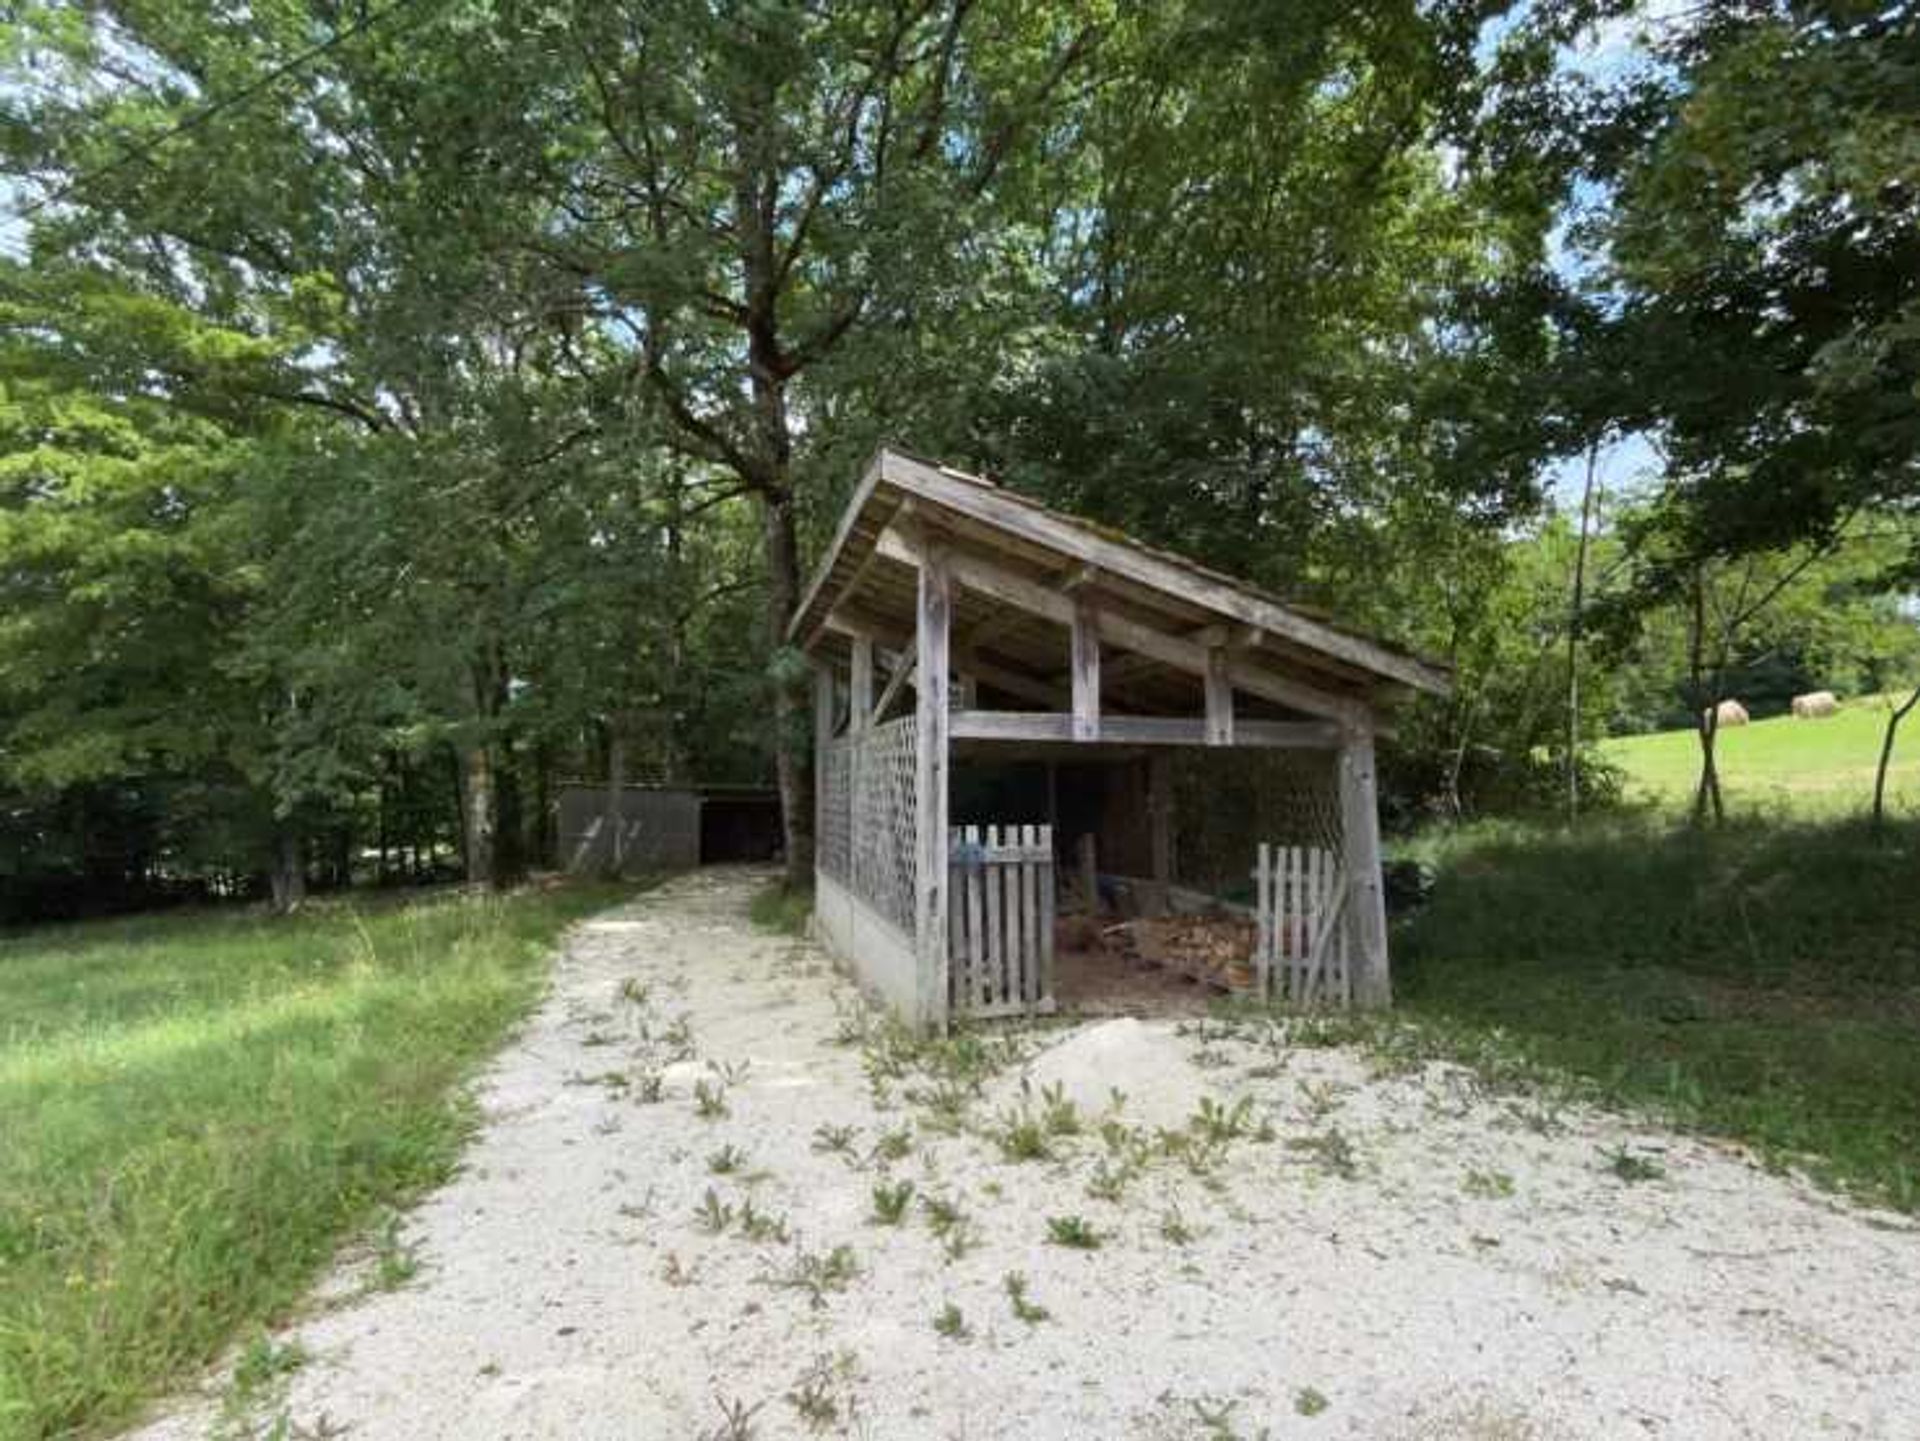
left=875, top=531, right=1370, bottom=727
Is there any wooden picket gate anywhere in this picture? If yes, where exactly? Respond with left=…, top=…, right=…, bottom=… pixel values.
left=948, top=824, right=1056, bottom=1018
left=1253, top=843, right=1351, bottom=1006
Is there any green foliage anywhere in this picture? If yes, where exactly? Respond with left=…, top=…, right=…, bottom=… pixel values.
left=0, top=880, right=635, bottom=1439
left=749, top=883, right=814, bottom=937
left=1398, top=816, right=1920, bottom=1211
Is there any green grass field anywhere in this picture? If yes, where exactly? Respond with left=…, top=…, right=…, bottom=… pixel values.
left=1601, top=697, right=1920, bottom=818
left=0, top=881, right=636, bottom=1441
left=1397, top=815, right=1920, bottom=1213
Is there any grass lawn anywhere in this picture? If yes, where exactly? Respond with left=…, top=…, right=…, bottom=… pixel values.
left=1601, top=697, right=1920, bottom=819
left=0, top=879, right=637, bottom=1441
left=1396, top=815, right=1920, bottom=1213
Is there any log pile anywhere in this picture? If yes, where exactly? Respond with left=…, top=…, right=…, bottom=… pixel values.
left=1107, top=914, right=1257, bottom=993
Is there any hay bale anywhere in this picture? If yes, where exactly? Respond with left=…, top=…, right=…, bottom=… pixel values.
left=1705, top=699, right=1750, bottom=728
left=1791, top=690, right=1839, bottom=719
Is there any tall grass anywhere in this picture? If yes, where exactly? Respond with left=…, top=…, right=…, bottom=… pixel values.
left=0, top=881, right=637, bottom=1440
left=1397, top=816, right=1920, bottom=1210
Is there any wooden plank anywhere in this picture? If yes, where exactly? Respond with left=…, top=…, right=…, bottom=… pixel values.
left=1071, top=594, right=1101, bottom=741
left=1022, top=825, right=1040, bottom=1012
left=1205, top=645, right=1235, bottom=746
left=1339, top=724, right=1390, bottom=1008
left=875, top=450, right=1451, bottom=695
left=914, top=543, right=953, bottom=1033
left=984, top=826, right=1003, bottom=1012
left=1038, top=824, right=1056, bottom=1009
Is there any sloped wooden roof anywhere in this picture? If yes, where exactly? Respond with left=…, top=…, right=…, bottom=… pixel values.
left=790, top=449, right=1450, bottom=722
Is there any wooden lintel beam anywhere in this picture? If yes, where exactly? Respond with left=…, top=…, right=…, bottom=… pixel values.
left=950, top=712, right=1341, bottom=747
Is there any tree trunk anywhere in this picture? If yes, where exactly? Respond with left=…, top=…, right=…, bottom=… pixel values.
left=1688, top=569, right=1725, bottom=825
left=268, top=824, right=306, bottom=915
left=1565, top=441, right=1602, bottom=823
left=461, top=742, right=497, bottom=886
left=762, top=487, right=812, bottom=885
left=1873, top=683, right=1920, bottom=830
left=601, top=724, right=628, bottom=878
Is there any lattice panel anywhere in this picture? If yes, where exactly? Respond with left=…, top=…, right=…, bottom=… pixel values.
left=817, top=738, right=852, bottom=884
left=851, top=716, right=919, bottom=934
left=1171, top=748, right=1344, bottom=902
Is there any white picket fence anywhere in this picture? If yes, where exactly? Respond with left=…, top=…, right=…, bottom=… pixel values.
left=948, top=824, right=1056, bottom=1018
left=1253, top=843, right=1351, bottom=1006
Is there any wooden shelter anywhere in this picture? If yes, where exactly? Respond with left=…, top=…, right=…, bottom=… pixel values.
left=793, top=448, right=1451, bottom=1031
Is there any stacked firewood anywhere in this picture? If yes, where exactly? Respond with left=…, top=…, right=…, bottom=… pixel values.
left=1108, top=915, right=1257, bottom=992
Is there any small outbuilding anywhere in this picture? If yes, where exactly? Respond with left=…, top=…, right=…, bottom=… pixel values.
left=557, top=783, right=782, bottom=874
left=791, top=449, right=1451, bottom=1031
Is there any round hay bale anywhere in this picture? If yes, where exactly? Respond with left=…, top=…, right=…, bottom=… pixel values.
left=1791, top=690, right=1839, bottom=719
left=1705, top=699, right=1750, bottom=728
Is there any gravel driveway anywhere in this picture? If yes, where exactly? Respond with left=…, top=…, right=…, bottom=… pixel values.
left=135, top=866, right=1920, bottom=1440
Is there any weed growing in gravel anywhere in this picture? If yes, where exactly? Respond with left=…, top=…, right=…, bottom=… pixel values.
left=1604, top=1146, right=1666, bottom=1183
left=1190, top=1095, right=1271, bottom=1145
left=662, top=1253, right=699, bottom=1287
left=1296, top=1386, right=1330, bottom=1417
left=618, top=977, right=651, bottom=1008
left=1039, top=1081, right=1084, bottom=1136
left=1159, top=1208, right=1196, bottom=1245
left=371, top=1211, right=421, bottom=1290
left=1086, top=1159, right=1134, bottom=1202
left=214, top=1333, right=308, bottom=1439
left=932, top=1301, right=971, bottom=1340
left=695, top=1188, right=736, bottom=1233
left=705, top=1393, right=764, bottom=1441
left=991, top=1109, right=1054, bottom=1163
left=737, top=1198, right=791, bottom=1244
left=1189, top=1395, right=1243, bottom=1439
left=693, top=1079, right=730, bottom=1120
left=921, top=1192, right=979, bottom=1260
left=870, top=1125, right=914, bottom=1163
left=764, top=1244, right=860, bottom=1308
left=1046, top=1215, right=1102, bottom=1250
left=1288, top=1128, right=1358, bottom=1180
left=812, top=1122, right=860, bottom=1158
left=1003, top=1271, right=1051, bottom=1324
left=784, top=1351, right=860, bottom=1433
left=632, top=1068, right=665, bottom=1104
left=708, top=1144, right=748, bottom=1175
left=662, top=1014, right=696, bottom=1061
left=870, top=1180, right=915, bottom=1225
left=1464, top=1168, right=1515, bottom=1199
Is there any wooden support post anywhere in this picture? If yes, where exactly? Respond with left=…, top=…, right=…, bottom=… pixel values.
left=1205, top=645, right=1235, bottom=746
left=849, top=636, right=874, bottom=735
left=1077, top=832, right=1099, bottom=918
left=1145, top=753, right=1173, bottom=918
left=1339, top=721, right=1390, bottom=1007
left=814, top=663, right=836, bottom=743
left=1071, top=595, right=1101, bottom=741
left=914, top=543, right=953, bottom=1033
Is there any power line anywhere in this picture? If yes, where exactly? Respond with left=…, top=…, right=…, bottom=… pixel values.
left=4, top=0, right=438, bottom=234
